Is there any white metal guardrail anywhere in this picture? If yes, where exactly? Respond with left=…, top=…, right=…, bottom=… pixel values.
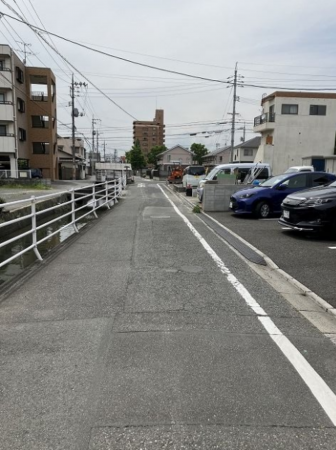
left=0, top=178, right=123, bottom=269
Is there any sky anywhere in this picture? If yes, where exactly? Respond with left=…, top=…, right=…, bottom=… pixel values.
left=1, top=0, right=336, bottom=156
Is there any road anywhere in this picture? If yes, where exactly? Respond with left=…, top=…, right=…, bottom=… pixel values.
left=0, top=179, right=336, bottom=449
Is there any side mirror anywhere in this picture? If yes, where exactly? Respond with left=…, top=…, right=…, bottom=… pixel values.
left=213, top=175, right=217, bottom=181
left=277, top=184, right=287, bottom=190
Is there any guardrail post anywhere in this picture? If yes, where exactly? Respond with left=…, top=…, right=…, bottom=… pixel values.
left=31, top=196, right=43, bottom=261
left=71, top=189, right=79, bottom=232
left=92, top=183, right=98, bottom=218
left=105, top=181, right=111, bottom=209
left=114, top=179, right=119, bottom=203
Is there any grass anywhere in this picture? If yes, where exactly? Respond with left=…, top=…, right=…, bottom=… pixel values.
left=192, top=204, right=201, bottom=213
left=0, top=183, right=51, bottom=190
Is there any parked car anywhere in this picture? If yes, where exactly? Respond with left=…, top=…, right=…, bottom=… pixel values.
left=182, top=165, right=206, bottom=196
left=30, top=168, right=43, bottom=179
left=284, top=166, right=314, bottom=173
left=229, top=172, right=336, bottom=218
left=279, top=179, right=336, bottom=235
left=197, top=163, right=271, bottom=201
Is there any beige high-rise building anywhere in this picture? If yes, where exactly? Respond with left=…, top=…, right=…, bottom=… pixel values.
left=0, top=45, right=58, bottom=179
left=133, top=109, right=165, bottom=155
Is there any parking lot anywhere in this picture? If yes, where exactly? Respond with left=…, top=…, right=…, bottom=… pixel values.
left=201, top=210, right=336, bottom=307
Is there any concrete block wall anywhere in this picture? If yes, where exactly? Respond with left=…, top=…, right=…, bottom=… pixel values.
left=203, top=184, right=244, bottom=212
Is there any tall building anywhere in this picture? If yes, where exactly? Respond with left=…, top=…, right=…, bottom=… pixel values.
left=133, top=109, right=165, bottom=155
left=0, top=45, right=58, bottom=179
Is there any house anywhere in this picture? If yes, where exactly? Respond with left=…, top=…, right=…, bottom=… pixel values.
left=57, top=136, right=86, bottom=180
left=231, top=137, right=261, bottom=163
left=202, top=145, right=231, bottom=167
left=253, top=91, right=336, bottom=175
left=133, top=109, right=165, bottom=156
left=156, top=145, right=192, bottom=176
left=0, top=45, right=58, bottom=179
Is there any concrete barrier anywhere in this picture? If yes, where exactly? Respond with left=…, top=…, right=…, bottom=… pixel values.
left=203, top=183, right=245, bottom=212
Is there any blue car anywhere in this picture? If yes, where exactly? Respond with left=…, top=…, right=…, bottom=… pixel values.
left=229, top=172, right=336, bottom=218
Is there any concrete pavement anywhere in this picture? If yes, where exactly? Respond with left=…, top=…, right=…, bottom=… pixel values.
left=0, top=179, right=336, bottom=449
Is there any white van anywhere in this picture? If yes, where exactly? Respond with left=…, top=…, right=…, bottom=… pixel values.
left=182, top=165, right=206, bottom=196
left=284, top=166, right=314, bottom=173
left=197, top=163, right=271, bottom=201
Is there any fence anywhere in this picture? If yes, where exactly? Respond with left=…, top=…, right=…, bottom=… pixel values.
left=0, top=179, right=123, bottom=269
left=0, top=169, right=37, bottom=179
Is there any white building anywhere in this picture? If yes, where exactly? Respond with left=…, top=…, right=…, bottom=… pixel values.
left=253, top=91, right=336, bottom=175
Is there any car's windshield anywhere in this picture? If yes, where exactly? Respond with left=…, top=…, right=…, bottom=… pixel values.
left=206, top=167, right=221, bottom=179
left=259, top=174, right=288, bottom=187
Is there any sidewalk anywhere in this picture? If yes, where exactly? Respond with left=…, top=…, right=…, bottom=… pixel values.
left=0, top=181, right=336, bottom=449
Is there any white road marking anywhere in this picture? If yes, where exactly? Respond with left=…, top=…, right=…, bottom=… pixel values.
left=328, top=247, right=336, bottom=249
left=282, top=227, right=292, bottom=230
left=137, top=183, right=146, bottom=188
left=158, top=183, right=336, bottom=426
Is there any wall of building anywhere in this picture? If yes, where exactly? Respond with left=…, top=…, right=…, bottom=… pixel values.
left=256, top=95, right=336, bottom=175
left=133, top=109, right=165, bottom=155
left=25, top=67, right=57, bottom=179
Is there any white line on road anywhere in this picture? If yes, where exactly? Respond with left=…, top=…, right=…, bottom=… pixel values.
left=328, top=247, right=336, bottom=249
left=158, top=183, right=336, bottom=426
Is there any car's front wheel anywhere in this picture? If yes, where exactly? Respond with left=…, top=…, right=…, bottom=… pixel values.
left=254, top=201, right=271, bottom=218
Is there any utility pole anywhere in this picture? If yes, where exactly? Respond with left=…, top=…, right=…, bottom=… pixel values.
left=15, top=42, right=32, bottom=64
left=228, top=63, right=244, bottom=162
left=91, top=116, right=95, bottom=174
left=103, top=141, right=106, bottom=161
left=71, top=73, right=76, bottom=180
left=70, top=75, right=88, bottom=180
left=96, top=129, right=99, bottom=159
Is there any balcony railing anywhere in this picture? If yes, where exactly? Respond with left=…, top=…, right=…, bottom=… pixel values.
left=254, top=112, right=275, bottom=127
left=31, top=92, right=48, bottom=102
left=0, top=133, right=15, bottom=137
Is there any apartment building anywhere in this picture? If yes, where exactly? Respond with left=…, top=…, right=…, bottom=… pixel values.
left=0, top=45, right=58, bottom=179
left=253, top=91, right=336, bottom=175
left=133, top=109, right=165, bottom=156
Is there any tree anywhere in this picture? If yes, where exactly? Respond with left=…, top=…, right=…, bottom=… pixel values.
left=147, top=145, right=167, bottom=168
left=126, top=140, right=146, bottom=170
left=190, top=143, right=209, bottom=165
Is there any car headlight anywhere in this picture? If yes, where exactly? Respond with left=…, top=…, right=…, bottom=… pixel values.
left=301, top=198, right=332, bottom=205
left=238, top=193, right=255, bottom=199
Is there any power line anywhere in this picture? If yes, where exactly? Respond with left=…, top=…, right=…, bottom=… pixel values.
left=0, top=6, right=137, bottom=120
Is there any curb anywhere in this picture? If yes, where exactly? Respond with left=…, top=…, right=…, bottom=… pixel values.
left=169, top=187, right=336, bottom=319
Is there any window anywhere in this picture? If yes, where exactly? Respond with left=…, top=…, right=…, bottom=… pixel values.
left=312, top=174, right=331, bottom=187
left=0, top=124, right=6, bottom=136
left=219, top=156, right=222, bottom=162
left=32, top=115, right=49, bottom=128
left=33, top=142, right=50, bottom=154
left=0, top=93, right=5, bottom=103
left=281, top=104, right=298, bottom=115
left=310, top=105, right=327, bottom=116
left=244, top=148, right=253, bottom=156
left=0, top=60, right=4, bottom=70
left=19, top=128, right=26, bottom=141
left=285, top=174, right=307, bottom=188
left=15, top=66, right=24, bottom=83
left=17, top=97, right=25, bottom=112
left=167, top=155, right=171, bottom=162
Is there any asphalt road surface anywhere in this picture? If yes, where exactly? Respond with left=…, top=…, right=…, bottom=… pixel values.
left=0, top=179, right=336, bottom=449
left=208, top=211, right=336, bottom=307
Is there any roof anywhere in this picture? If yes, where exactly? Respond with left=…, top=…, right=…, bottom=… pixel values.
left=157, top=145, right=191, bottom=157
left=233, top=136, right=261, bottom=149
left=206, top=145, right=231, bottom=157
left=262, top=91, right=336, bottom=104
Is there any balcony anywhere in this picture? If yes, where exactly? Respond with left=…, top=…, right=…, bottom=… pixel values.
left=0, top=134, right=15, bottom=153
left=0, top=102, right=14, bottom=121
left=31, top=91, right=48, bottom=102
left=0, top=70, right=12, bottom=88
left=254, top=112, right=275, bottom=132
